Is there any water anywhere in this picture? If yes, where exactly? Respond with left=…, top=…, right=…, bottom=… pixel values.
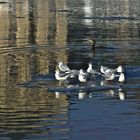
left=0, top=0, right=140, bottom=140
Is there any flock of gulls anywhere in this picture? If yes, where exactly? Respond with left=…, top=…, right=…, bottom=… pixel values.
left=54, top=61, right=126, bottom=100
left=55, top=61, right=125, bottom=84
left=55, top=39, right=125, bottom=85
left=52, top=39, right=126, bottom=100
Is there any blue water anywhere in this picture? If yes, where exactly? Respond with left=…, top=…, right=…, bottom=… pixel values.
left=0, top=0, right=140, bottom=140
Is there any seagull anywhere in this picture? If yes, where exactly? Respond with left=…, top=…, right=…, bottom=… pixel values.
left=87, top=63, right=101, bottom=75
left=58, top=61, right=70, bottom=72
left=55, top=69, right=70, bottom=81
left=100, top=66, right=115, bottom=74
left=102, top=71, right=116, bottom=81
left=118, top=73, right=125, bottom=83
left=100, top=65, right=123, bottom=74
left=65, top=69, right=79, bottom=78
left=78, top=69, right=89, bottom=82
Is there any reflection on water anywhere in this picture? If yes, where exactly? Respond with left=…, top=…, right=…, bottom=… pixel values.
left=0, top=0, right=140, bottom=140
left=0, top=87, right=70, bottom=139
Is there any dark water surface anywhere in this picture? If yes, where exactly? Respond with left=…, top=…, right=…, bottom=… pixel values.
left=0, top=0, right=140, bottom=140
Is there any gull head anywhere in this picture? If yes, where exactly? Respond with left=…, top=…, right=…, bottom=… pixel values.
left=58, top=61, right=63, bottom=65
left=88, top=39, right=96, bottom=52
left=88, top=39, right=96, bottom=46
left=88, top=63, right=92, bottom=67
left=117, top=65, right=123, bottom=73
left=87, top=63, right=92, bottom=73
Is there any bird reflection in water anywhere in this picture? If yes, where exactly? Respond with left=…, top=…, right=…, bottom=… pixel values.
left=55, top=91, right=93, bottom=100
left=118, top=88, right=126, bottom=100
left=108, top=90, right=116, bottom=97
left=55, top=92, right=60, bottom=99
left=78, top=92, right=87, bottom=100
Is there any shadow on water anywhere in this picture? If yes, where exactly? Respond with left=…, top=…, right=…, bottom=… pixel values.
left=0, top=0, right=140, bottom=140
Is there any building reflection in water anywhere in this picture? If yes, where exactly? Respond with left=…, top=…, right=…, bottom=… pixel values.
left=0, top=86, right=70, bottom=138
left=81, top=0, right=140, bottom=39
left=0, top=0, right=69, bottom=83
left=0, top=0, right=70, bottom=139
